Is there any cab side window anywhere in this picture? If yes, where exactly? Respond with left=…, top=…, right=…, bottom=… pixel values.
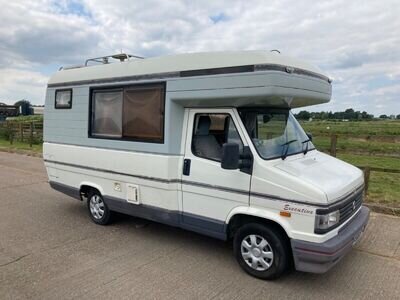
left=192, top=114, right=243, bottom=162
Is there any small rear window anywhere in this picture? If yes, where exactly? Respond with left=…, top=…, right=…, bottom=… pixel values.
left=55, top=89, right=72, bottom=109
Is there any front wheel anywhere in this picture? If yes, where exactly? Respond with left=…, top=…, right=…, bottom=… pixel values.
left=87, top=190, right=113, bottom=225
left=233, top=223, right=290, bottom=280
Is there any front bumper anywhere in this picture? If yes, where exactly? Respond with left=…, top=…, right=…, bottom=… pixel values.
left=291, top=206, right=370, bottom=273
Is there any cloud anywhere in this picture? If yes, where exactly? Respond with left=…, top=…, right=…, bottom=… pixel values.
left=0, top=68, right=48, bottom=103
left=0, top=0, right=398, bottom=115
left=0, top=1, right=102, bottom=68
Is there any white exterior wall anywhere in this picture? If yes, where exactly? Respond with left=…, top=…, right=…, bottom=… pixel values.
left=44, top=143, right=182, bottom=212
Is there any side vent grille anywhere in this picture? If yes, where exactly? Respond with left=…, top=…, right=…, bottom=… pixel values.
left=127, top=184, right=140, bottom=205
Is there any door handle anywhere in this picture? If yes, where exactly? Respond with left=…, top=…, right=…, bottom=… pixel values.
left=183, top=159, right=191, bottom=176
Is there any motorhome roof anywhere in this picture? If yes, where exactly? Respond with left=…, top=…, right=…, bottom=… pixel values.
left=48, top=51, right=329, bottom=87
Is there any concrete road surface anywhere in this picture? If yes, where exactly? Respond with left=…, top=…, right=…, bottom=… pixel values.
left=0, top=152, right=399, bottom=299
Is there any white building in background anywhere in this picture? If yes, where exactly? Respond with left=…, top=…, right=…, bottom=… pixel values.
left=32, top=106, right=44, bottom=115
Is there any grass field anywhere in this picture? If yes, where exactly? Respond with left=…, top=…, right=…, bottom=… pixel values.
left=301, top=119, right=400, bottom=136
left=310, top=136, right=400, bottom=156
left=0, top=138, right=42, bottom=154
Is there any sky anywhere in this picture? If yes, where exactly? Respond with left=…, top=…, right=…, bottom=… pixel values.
left=0, top=0, right=399, bottom=115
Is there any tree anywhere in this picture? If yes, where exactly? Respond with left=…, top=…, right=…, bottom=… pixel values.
left=396, top=114, right=400, bottom=120
left=296, top=110, right=311, bottom=120
left=361, top=111, right=368, bottom=119
left=14, top=99, right=33, bottom=116
left=293, top=109, right=379, bottom=120
left=344, top=108, right=356, bottom=120
left=14, top=99, right=31, bottom=107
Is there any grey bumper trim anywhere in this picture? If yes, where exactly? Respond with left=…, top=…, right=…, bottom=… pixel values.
left=49, top=181, right=81, bottom=200
left=291, top=206, right=370, bottom=273
left=48, top=181, right=227, bottom=240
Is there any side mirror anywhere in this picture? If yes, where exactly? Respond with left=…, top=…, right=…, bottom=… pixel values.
left=306, top=132, right=313, bottom=142
left=221, top=143, right=240, bottom=170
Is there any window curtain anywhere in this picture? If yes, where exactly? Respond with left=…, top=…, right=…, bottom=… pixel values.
left=92, top=91, right=123, bottom=137
left=123, top=86, right=164, bottom=141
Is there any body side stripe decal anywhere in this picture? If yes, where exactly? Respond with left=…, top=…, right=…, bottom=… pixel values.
left=44, top=141, right=183, bottom=157
left=44, top=159, right=346, bottom=208
left=45, top=159, right=180, bottom=184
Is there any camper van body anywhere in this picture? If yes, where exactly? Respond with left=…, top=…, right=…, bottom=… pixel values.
left=44, top=51, right=369, bottom=279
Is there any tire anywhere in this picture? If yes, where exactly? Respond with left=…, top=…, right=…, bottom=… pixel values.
left=233, top=223, right=290, bottom=280
left=87, top=190, right=113, bottom=225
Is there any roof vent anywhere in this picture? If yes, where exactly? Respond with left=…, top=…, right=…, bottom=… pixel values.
left=85, top=53, right=144, bottom=66
left=285, top=66, right=294, bottom=73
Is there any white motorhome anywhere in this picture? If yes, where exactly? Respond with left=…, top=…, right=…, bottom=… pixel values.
left=44, top=51, right=369, bottom=279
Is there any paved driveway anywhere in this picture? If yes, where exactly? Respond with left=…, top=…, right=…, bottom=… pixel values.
left=0, top=152, right=399, bottom=299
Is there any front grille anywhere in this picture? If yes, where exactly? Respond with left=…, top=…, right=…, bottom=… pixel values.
left=315, top=185, right=364, bottom=234
left=339, top=190, right=363, bottom=224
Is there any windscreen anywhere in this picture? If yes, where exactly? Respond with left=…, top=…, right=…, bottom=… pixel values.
left=239, top=109, right=315, bottom=160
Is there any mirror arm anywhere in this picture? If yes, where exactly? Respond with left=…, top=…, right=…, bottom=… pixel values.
left=306, top=132, right=313, bottom=142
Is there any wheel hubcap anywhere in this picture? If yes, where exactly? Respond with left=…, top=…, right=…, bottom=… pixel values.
left=241, top=234, right=274, bottom=271
left=89, top=195, right=105, bottom=220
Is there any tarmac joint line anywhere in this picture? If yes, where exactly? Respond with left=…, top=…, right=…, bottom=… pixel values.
left=0, top=254, right=30, bottom=268
left=354, top=248, right=400, bottom=263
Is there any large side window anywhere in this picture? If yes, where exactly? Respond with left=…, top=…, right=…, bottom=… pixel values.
left=90, top=83, right=165, bottom=142
left=192, top=114, right=243, bottom=162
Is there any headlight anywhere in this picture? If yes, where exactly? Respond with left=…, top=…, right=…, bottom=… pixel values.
left=315, top=210, right=340, bottom=232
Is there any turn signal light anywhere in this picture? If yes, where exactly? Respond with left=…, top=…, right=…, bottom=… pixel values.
left=280, top=211, right=291, bottom=217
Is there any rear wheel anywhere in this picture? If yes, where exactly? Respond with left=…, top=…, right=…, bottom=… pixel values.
left=233, top=223, right=290, bottom=280
left=87, top=190, right=113, bottom=225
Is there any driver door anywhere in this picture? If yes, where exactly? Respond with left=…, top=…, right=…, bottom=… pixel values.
left=181, top=108, right=251, bottom=238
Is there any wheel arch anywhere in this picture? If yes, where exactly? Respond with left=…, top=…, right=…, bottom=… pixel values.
left=225, top=207, right=292, bottom=241
left=79, top=181, right=104, bottom=199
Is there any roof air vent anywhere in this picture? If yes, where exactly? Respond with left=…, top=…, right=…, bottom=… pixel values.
left=285, top=66, right=294, bottom=73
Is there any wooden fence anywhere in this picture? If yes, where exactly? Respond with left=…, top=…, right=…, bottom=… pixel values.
left=0, top=120, right=43, bottom=147
left=327, top=134, right=400, bottom=194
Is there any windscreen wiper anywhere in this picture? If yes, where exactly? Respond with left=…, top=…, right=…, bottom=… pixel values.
left=302, top=138, right=311, bottom=155
left=281, top=139, right=298, bottom=160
